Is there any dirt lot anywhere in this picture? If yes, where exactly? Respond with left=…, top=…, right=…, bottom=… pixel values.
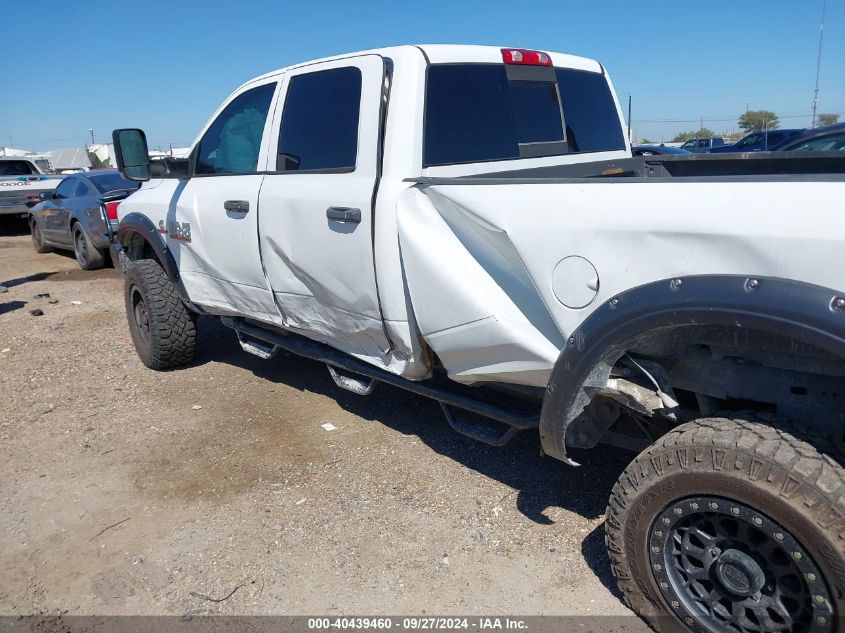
left=0, top=218, right=647, bottom=627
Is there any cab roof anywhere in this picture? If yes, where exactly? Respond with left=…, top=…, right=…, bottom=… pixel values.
left=242, top=44, right=603, bottom=89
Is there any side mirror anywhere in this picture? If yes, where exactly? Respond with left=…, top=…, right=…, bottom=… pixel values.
left=39, top=191, right=55, bottom=201
left=112, top=128, right=151, bottom=181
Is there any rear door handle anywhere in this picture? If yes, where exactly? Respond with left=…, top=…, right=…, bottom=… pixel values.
left=326, top=207, right=361, bottom=224
left=224, top=200, right=249, bottom=213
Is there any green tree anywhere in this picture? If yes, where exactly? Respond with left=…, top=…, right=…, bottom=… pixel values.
left=738, top=110, right=780, bottom=132
left=672, top=129, right=715, bottom=143
left=818, top=113, right=840, bottom=126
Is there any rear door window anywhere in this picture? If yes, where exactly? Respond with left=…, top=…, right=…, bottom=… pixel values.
left=195, top=83, right=276, bottom=175
left=764, top=132, right=784, bottom=147
left=276, top=67, right=362, bottom=172
left=424, top=63, right=624, bottom=166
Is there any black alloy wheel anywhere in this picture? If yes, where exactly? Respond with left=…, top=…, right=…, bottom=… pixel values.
left=650, top=495, right=833, bottom=633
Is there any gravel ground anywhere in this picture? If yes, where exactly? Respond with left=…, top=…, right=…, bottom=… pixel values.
left=0, top=217, right=648, bottom=628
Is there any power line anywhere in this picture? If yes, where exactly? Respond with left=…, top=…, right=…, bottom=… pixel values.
left=633, top=111, right=842, bottom=124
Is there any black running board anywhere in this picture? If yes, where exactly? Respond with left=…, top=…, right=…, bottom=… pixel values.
left=221, top=317, right=539, bottom=440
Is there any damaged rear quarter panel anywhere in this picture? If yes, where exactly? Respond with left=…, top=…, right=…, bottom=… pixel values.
left=396, top=179, right=845, bottom=388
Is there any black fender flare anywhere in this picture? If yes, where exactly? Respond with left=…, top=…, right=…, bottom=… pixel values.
left=539, top=275, right=845, bottom=464
left=116, top=212, right=194, bottom=308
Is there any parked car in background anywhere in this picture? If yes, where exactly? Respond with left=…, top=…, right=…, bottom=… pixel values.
left=29, top=170, right=139, bottom=269
left=0, top=157, right=63, bottom=217
left=632, top=144, right=690, bottom=156
left=678, top=136, right=725, bottom=152
left=776, top=122, right=845, bottom=152
left=708, top=129, right=805, bottom=153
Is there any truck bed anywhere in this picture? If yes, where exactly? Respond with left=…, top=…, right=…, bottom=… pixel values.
left=410, top=152, right=845, bottom=185
left=397, top=151, right=845, bottom=388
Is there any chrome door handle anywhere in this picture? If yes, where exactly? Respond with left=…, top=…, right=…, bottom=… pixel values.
left=224, top=200, right=249, bottom=213
left=326, top=207, right=361, bottom=223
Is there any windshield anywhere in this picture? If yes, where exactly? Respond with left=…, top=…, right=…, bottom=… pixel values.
left=0, top=160, right=36, bottom=176
left=88, top=172, right=140, bottom=194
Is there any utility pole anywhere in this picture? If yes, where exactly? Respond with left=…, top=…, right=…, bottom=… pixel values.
left=627, top=94, right=632, bottom=143
left=89, top=129, right=95, bottom=145
left=811, top=0, right=828, bottom=128
left=700, top=116, right=704, bottom=132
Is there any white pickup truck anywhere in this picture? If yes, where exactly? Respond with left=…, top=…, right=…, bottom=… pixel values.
left=0, top=157, right=63, bottom=217
left=110, top=45, right=845, bottom=633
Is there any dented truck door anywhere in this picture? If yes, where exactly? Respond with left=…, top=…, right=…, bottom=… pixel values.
left=257, top=55, right=390, bottom=361
left=169, top=78, right=282, bottom=323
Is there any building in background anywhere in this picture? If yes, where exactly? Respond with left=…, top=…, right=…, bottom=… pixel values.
left=47, top=147, right=92, bottom=173
left=87, top=143, right=117, bottom=169
left=7, top=141, right=194, bottom=172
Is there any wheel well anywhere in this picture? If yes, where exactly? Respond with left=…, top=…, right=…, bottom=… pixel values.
left=122, top=231, right=161, bottom=266
left=570, top=323, right=845, bottom=452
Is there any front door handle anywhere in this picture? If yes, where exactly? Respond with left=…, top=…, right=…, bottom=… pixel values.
left=326, top=207, right=361, bottom=224
left=224, top=200, right=249, bottom=213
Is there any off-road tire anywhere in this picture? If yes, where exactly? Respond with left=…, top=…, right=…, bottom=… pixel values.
left=606, top=418, right=845, bottom=633
left=30, top=218, right=51, bottom=253
left=124, top=258, right=196, bottom=370
left=72, top=223, right=105, bottom=270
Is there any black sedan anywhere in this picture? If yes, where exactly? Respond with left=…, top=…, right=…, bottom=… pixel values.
left=29, top=170, right=139, bottom=269
left=776, top=122, right=845, bottom=152
left=632, top=145, right=691, bottom=156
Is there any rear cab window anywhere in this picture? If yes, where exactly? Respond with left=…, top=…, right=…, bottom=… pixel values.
left=423, top=62, right=625, bottom=166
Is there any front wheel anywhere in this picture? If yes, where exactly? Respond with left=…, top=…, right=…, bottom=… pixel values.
left=30, top=218, right=51, bottom=253
left=606, top=418, right=845, bottom=633
left=124, top=258, right=196, bottom=370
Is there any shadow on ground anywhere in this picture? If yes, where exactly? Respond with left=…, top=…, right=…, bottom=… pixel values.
left=0, top=216, right=30, bottom=237
left=1, top=271, right=57, bottom=288
left=0, top=300, right=28, bottom=316
left=191, top=316, right=633, bottom=597
left=0, top=271, right=59, bottom=317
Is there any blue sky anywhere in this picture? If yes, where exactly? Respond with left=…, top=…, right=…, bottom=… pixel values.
left=1, top=0, right=842, bottom=150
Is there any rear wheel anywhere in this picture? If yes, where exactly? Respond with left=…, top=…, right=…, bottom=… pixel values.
left=30, top=218, right=51, bottom=253
left=606, top=418, right=845, bottom=633
left=72, top=224, right=104, bottom=270
left=124, top=258, right=196, bottom=370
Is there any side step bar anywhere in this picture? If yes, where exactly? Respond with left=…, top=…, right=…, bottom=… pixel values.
left=221, top=317, right=539, bottom=441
